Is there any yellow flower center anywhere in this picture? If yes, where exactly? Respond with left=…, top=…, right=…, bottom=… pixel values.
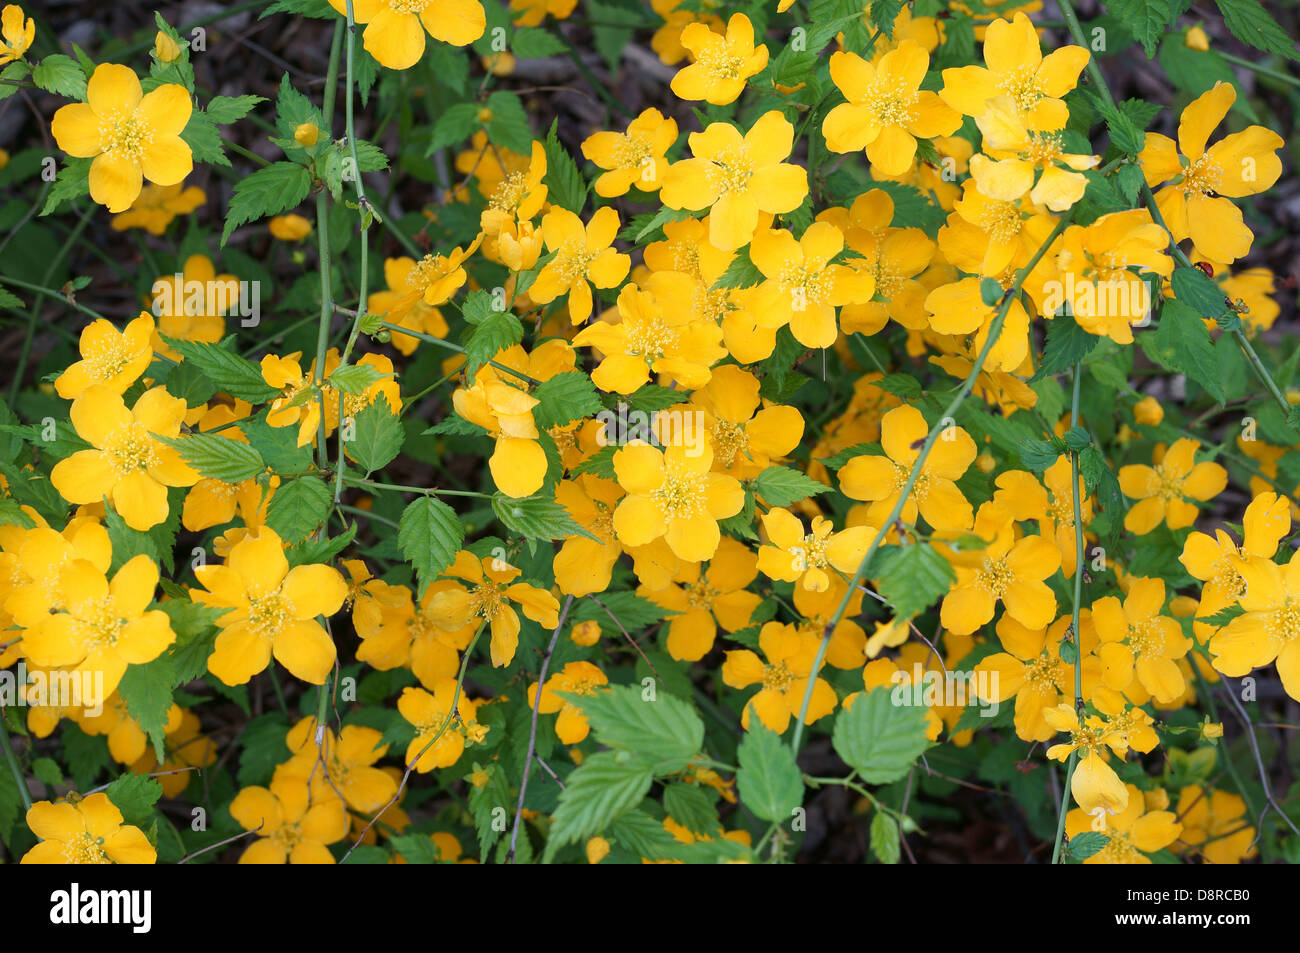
left=406, top=253, right=452, bottom=291
left=685, top=577, right=718, bottom=609
left=1024, top=651, right=1066, bottom=692
left=861, top=76, right=917, bottom=128
left=695, top=44, right=747, bottom=81
left=794, top=532, right=829, bottom=569
left=671, top=242, right=701, bottom=277
left=692, top=284, right=736, bottom=324
left=388, top=0, right=431, bottom=13
left=63, top=832, right=111, bottom=864
left=978, top=199, right=1023, bottom=245
left=469, top=581, right=506, bottom=621
left=103, top=424, right=159, bottom=474
left=872, top=257, right=903, bottom=300
left=652, top=460, right=707, bottom=520
left=710, top=418, right=749, bottom=466
left=72, top=596, right=127, bottom=652
left=1091, top=829, right=1144, bottom=863
left=247, top=589, right=291, bottom=640
left=613, top=134, right=653, bottom=171
left=1178, top=153, right=1223, bottom=199
left=553, top=237, right=596, bottom=284
left=624, top=314, right=678, bottom=364
left=84, top=339, right=135, bottom=381
left=975, top=555, right=1014, bottom=597
left=1024, top=131, right=1064, bottom=166
left=271, top=823, right=303, bottom=852
left=761, top=660, right=795, bottom=693
left=99, top=107, right=153, bottom=163
left=996, top=66, right=1047, bottom=114
left=489, top=171, right=529, bottom=212
left=1151, top=461, right=1186, bottom=502
left=1208, top=548, right=1245, bottom=598
left=778, top=260, right=834, bottom=307
left=704, top=147, right=755, bottom=195
left=1126, top=616, right=1163, bottom=659
left=1265, top=600, right=1300, bottom=651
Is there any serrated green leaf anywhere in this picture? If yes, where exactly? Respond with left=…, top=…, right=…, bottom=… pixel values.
left=160, top=432, right=265, bottom=483
left=265, top=476, right=331, bottom=543
left=397, top=495, right=465, bottom=596
left=736, top=721, right=804, bottom=823
left=832, top=689, right=930, bottom=784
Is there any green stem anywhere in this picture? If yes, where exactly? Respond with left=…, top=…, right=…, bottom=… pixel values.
left=789, top=209, right=1078, bottom=755
left=1056, top=0, right=1116, bottom=109
left=1218, top=52, right=1300, bottom=90
left=312, top=22, right=345, bottom=473
left=342, top=475, right=489, bottom=499
left=1051, top=361, right=1087, bottom=865
left=378, top=322, right=541, bottom=386
left=0, top=711, right=31, bottom=811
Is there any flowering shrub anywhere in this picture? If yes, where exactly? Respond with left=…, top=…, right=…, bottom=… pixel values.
left=0, top=0, right=1297, bottom=867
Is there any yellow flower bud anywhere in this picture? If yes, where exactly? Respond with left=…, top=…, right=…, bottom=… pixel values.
left=1185, top=26, right=1209, bottom=52
left=976, top=453, right=996, bottom=474
left=295, top=122, right=320, bottom=147
left=469, top=770, right=490, bottom=788
left=269, top=213, right=312, bottom=242
left=477, top=107, right=493, bottom=124
left=481, top=51, right=516, bottom=76
left=585, top=836, right=611, bottom=864
left=570, top=619, right=601, bottom=647
left=154, top=30, right=181, bottom=62
left=1168, top=595, right=1200, bottom=618
left=0, top=147, right=8, bottom=172
left=1202, top=721, right=1224, bottom=740
left=1134, top=395, right=1164, bottom=426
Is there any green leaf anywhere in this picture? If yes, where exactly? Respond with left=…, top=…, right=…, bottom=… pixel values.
left=104, top=774, right=163, bottom=829
left=736, top=722, right=804, bottom=823
left=0, top=499, right=35, bottom=529
left=752, top=466, right=828, bottom=507
left=573, top=684, right=704, bottom=774
left=1143, top=299, right=1224, bottom=402
left=874, top=544, right=955, bottom=619
left=832, top=689, right=931, bottom=784
left=428, top=102, right=480, bottom=153
left=329, top=363, right=384, bottom=394
left=1079, top=446, right=1125, bottom=545
left=1216, top=0, right=1300, bottom=61
left=485, top=90, right=534, bottom=154
left=1086, top=91, right=1147, bottom=153
left=397, top=495, right=465, bottom=596
left=181, top=110, right=229, bottom=167
left=542, top=118, right=588, bottom=213
left=463, top=309, right=523, bottom=378
left=163, top=337, right=278, bottom=402
left=266, top=476, right=331, bottom=543
left=711, top=248, right=764, bottom=290
left=1170, top=266, right=1229, bottom=321
left=492, top=492, right=599, bottom=542
left=511, top=26, right=568, bottom=58
left=544, top=751, right=654, bottom=859
left=531, top=372, right=603, bottom=430
left=870, top=811, right=901, bottom=864
left=348, top=393, right=404, bottom=473
left=1066, top=830, right=1109, bottom=861
left=221, top=161, right=312, bottom=245
left=467, top=761, right=512, bottom=861
left=236, top=714, right=291, bottom=786
left=1019, top=435, right=1065, bottom=471
left=979, top=276, right=1003, bottom=306
left=206, top=94, right=266, bottom=124
left=39, top=156, right=92, bottom=216
left=662, top=783, right=720, bottom=836
left=32, top=54, right=87, bottom=98
left=160, top=432, right=265, bottom=483
left=1105, top=0, right=1185, bottom=57
left=118, top=657, right=175, bottom=762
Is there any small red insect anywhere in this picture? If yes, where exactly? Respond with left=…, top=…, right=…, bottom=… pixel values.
left=1193, top=261, right=1215, bottom=278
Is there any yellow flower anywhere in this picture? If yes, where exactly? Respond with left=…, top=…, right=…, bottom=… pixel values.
left=52, top=385, right=198, bottom=530
left=1138, top=82, right=1283, bottom=264
left=553, top=475, right=624, bottom=597
left=369, top=256, right=450, bottom=355
left=1092, top=577, right=1190, bottom=704
left=51, top=64, right=193, bottom=213
left=573, top=279, right=725, bottom=393
left=528, top=206, right=631, bottom=324
left=939, top=12, right=1090, bottom=127
left=1180, top=491, right=1288, bottom=641
left=1118, top=438, right=1227, bottom=534
left=452, top=366, right=549, bottom=499
left=823, top=40, right=962, bottom=175
left=941, top=504, right=1061, bottom=634
left=670, top=13, right=768, bottom=105
left=21, top=793, right=155, bottom=864
left=748, top=222, right=876, bottom=349
left=193, top=527, right=348, bottom=685
left=326, top=0, right=486, bottom=70
left=480, top=140, right=547, bottom=238
left=1173, top=785, right=1256, bottom=864
left=581, top=108, right=678, bottom=197
left=974, top=615, right=1086, bottom=743
left=20, top=555, right=174, bottom=697
left=154, top=30, right=181, bottom=63
left=612, top=441, right=744, bottom=562
left=147, top=253, right=238, bottom=359
left=756, top=508, right=874, bottom=593
left=353, top=578, right=466, bottom=687
left=269, top=213, right=312, bottom=241
left=721, top=621, right=836, bottom=733
left=426, top=550, right=560, bottom=667
left=261, top=351, right=324, bottom=448
left=1064, top=783, right=1181, bottom=864
left=991, top=458, right=1092, bottom=577
left=399, top=679, right=488, bottom=769
left=510, top=0, right=576, bottom=26
left=1052, top=209, right=1174, bottom=344
left=661, top=110, right=807, bottom=251
left=639, top=536, right=761, bottom=661
left=230, top=773, right=349, bottom=864
left=1043, top=704, right=1129, bottom=816
left=528, top=661, right=609, bottom=744
left=0, top=4, right=34, bottom=66
left=55, top=312, right=154, bottom=400
left=686, top=364, right=804, bottom=479
left=1133, top=395, right=1163, bottom=426
left=110, top=181, right=205, bottom=234
left=282, top=720, right=398, bottom=813
left=839, top=404, right=977, bottom=531
left=586, top=836, right=611, bottom=864
left=969, top=96, right=1099, bottom=210
left=1209, top=547, right=1300, bottom=701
